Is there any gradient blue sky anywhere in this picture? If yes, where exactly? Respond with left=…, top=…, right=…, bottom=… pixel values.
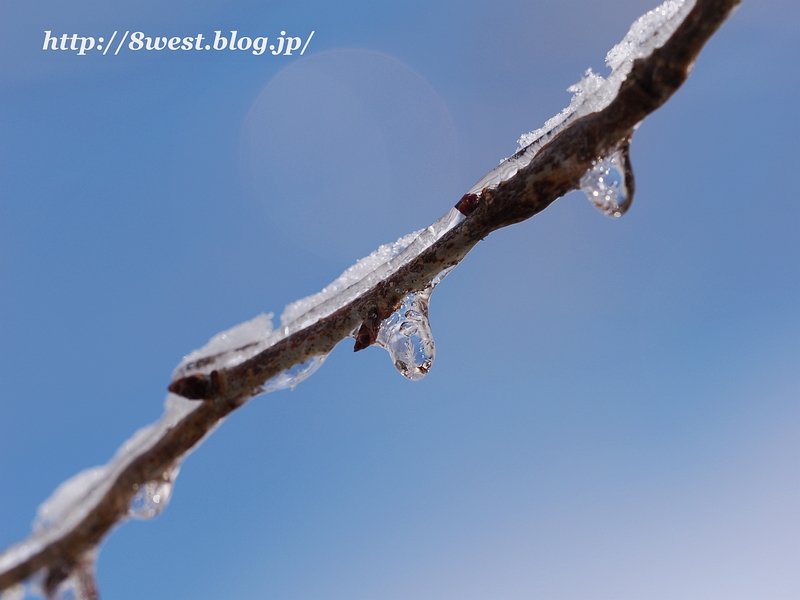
left=1, top=0, right=798, bottom=598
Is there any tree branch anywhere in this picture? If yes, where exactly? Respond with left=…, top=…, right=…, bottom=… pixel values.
left=0, top=0, right=741, bottom=595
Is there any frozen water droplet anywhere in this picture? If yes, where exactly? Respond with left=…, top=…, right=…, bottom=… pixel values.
left=376, top=289, right=435, bottom=381
left=263, top=354, right=327, bottom=393
left=129, top=464, right=180, bottom=520
left=580, top=142, right=635, bottom=218
left=375, top=266, right=454, bottom=381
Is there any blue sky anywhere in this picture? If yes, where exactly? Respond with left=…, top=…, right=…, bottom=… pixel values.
left=1, top=0, right=798, bottom=598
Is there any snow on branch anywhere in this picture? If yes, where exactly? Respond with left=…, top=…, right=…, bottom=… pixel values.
left=0, top=0, right=741, bottom=596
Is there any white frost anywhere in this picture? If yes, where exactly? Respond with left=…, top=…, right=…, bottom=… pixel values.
left=605, top=0, right=692, bottom=71
left=279, top=230, right=423, bottom=330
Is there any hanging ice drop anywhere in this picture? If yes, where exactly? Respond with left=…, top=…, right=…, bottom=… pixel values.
left=580, top=142, right=635, bottom=218
left=128, top=464, right=180, bottom=520
left=371, top=266, right=453, bottom=381
left=376, top=288, right=436, bottom=381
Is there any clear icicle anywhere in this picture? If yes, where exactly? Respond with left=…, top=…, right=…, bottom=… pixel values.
left=129, top=463, right=181, bottom=520
left=580, top=143, right=635, bottom=218
left=376, top=289, right=435, bottom=381
left=263, top=354, right=327, bottom=393
left=375, top=267, right=453, bottom=381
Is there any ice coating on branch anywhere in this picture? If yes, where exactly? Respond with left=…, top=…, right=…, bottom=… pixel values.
left=514, top=69, right=607, bottom=154
left=580, top=143, right=635, bottom=218
left=170, top=209, right=465, bottom=385
left=468, top=0, right=696, bottom=196
left=263, top=355, right=327, bottom=393
left=172, top=313, right=274, bottom=380
left=33, top=468, right=108, bottom=534
left=280, top=230, right=422, bottom=330
left=280, top=207, right=464, bottom=336
left=0, top=393, right=197, bottom=579
left=605, top=0, right=693, bottom=71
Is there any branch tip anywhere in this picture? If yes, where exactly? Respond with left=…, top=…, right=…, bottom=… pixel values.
left=168, top=371, right=218, bottom=400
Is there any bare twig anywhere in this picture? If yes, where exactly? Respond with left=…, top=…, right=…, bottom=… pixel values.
left=0, top=0, right=741, bottom=594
